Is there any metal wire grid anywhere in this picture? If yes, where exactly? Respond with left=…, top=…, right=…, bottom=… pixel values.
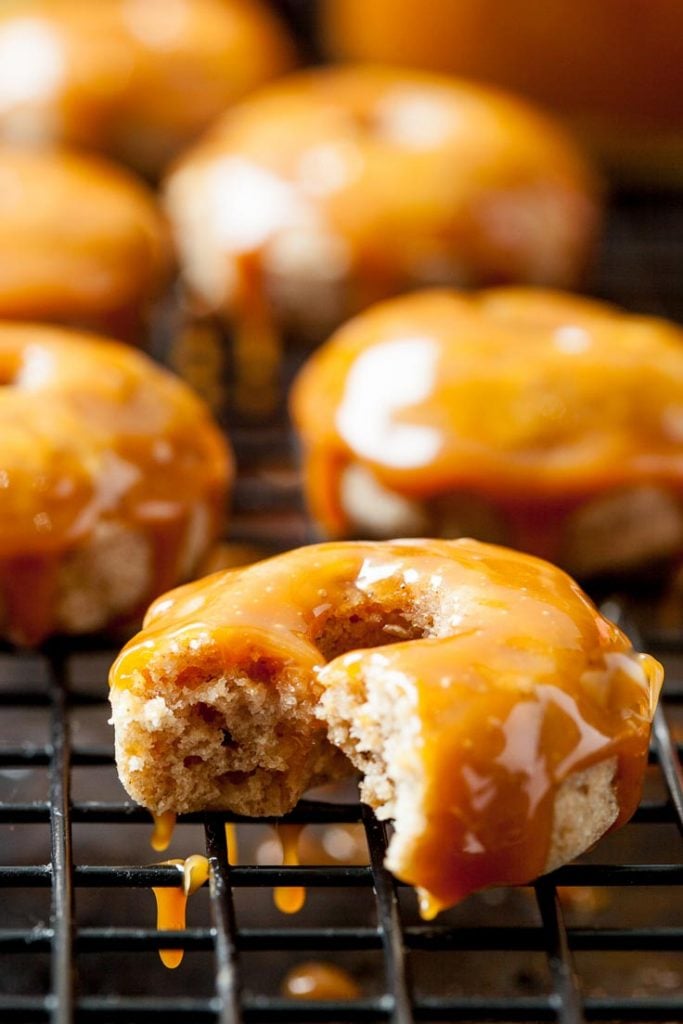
left=0, top=619, right=681, bottom=1023
left=0, top=193, right=682, bottom=1023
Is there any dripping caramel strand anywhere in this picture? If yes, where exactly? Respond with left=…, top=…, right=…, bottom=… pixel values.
left=150, top=811, right=176, bottom=853
left=224, top=823, right=239, bottom=864
left=152, top=855, right=210, bottom=969
left=232, top=252, right=282, bottom=418
left=274, top=824, right=306, bottom=914
left=418, top=888, right=445, bottom=922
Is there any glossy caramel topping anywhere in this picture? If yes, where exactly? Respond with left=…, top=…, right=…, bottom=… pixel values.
left=0, top=147, right=170, bottom=326
left=292, top=288, right=683, bottom=524
left=282, top=961, right=360, bottom=1000
left=0, top=0, right=295, bottom=176
left=151, top=812, right=176, bottom=853
left=224, top=823, right=239, bottom=864
left=0, top=323, right=231, bottom=558
left=274, top=824, right=306, bottom=914
left=152, top=855, right=209, bottom=969
left=165, top=65, right=599, bottom=328
left=111, top=539, right=662, bottom=909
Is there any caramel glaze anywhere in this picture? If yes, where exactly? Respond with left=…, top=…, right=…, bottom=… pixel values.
left=274, top=824, right=306, bottom=914
left=0, top=147, right=171, bottom=339
left=0, top=323, right=231, bottom=644
left=111, top=538, right=662, bottom=911
left=292, top=287, right=683, bottom=564
left=164, top=65, right=600, bottom=347
left=153, top=854, right=209, bottom=969
left=0, top=0, right=295, bottom=178
left=151, top=812, right=176, bottom=853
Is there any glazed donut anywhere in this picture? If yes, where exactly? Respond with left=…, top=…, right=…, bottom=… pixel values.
left=322, top=0, right=683, bottom=187
left=0, top=146, right=171, bottom=340
left=292, top=287, right=683, bottom=578
left=109, top=539, right=661, bottom=911
left=0, top=0, right=296, bottom=177
left=164, top=65, right=600, bottom=345
left=0, top=322, right=231, bottom=646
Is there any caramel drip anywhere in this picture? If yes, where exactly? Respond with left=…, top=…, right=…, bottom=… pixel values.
left=274, top=824, right=306, bottom=914
left=282, top=961, right=360, bottom=1000
left=150, top=812, right=176, bottom=853
left=152, top=855, right=210, bottom=969
left=418, top=888, right=444, bottom=921
left=224, top=823, right=239, bottom=864
left=232, top=252, right=282, bottom=418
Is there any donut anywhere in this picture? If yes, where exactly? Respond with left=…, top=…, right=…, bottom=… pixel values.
left=109, top=538, right=661, bottom=911
left=322, top=0, right=683, bottom=187
left=164, top=65, right=600, bottom=345
left=0, top=322, right=231, bottom=645
left=0, top=146, right=171, bottom=341
left=0, top=0, right=296, bottom=177
left=292, top=287, right=683, bottom=578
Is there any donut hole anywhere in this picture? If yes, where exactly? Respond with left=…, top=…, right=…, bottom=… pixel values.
left=111, top=571, right=439, bottom=820
left=314, top=601, right=431, bottom=662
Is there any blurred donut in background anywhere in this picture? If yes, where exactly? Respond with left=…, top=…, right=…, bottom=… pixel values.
left=0, top=322, right=232, bottom=646
left=0, top=0, right=296, bottom=176
left=323, top=0, right=683, bottom=187
left=0, top=146, right=171, bottom=340
left=164, top=65, right=601, bottom=347
left=292, top=286, right=683, bottom=580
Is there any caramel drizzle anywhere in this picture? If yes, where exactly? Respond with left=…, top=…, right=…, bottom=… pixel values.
left=417, top=888, right=444, bottom=921
left=232, top=252, right=282, bottom=417
left=150, top=811, right=176, bottom=853
left=274, top=824, right=306, bottom=914
left=152, top=855, right=210, bottom=969
left=224, top=823, right=239, bottom=864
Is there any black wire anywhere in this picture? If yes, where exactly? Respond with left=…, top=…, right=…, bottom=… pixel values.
left=47, top=651, right=76, bottom=1024
left=535, top=880, right=584, bottom=1024
left=205, top=818, right=243, bottom=1024
left=362, top=806, right=413, bottom=1024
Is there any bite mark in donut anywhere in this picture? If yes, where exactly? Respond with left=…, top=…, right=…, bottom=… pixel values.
left=109, top=539, right=661, bottom=910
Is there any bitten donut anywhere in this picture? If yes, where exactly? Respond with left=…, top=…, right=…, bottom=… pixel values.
left=109, top=539, right=661, bottom=911
left=0, top=323, right=231, bottom=646
left=292, top=287, right=683, bottom=578
left=0, top=0, right=295, bottom=177
left=164, top=65, right=600, bottom=344
left=0, top=147, right=170, bottom=340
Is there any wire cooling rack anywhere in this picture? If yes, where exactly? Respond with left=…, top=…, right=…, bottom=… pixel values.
left=1, top=191, right=683, bottom=1024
